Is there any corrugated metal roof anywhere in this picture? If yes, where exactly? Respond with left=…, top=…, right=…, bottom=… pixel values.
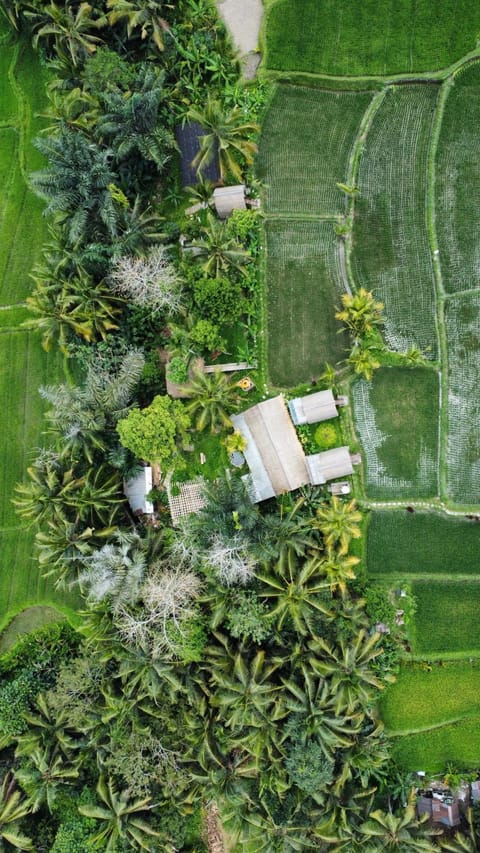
left=289, top=389, right=338, bottom=425
left=305, top=446, right=354, bottom=485
left=124, top=467, right=154, bottom=515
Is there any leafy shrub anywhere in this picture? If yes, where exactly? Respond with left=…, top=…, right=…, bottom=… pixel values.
left=226, top=208, right=259, bottom=248
left=226, top=590, right=271, bottom=643
left=285, top=740, right=334, bottom=795
left=364, top=586, right=396, bottom=629
left=189, top=319, right=226, bottom=354
left=0, top=621, right=79, bottom=676
left=166, top=356, right=189, bottom=384
left=193, top=276, right=244, bottom=324
left=314, top=422, right=337, bottom=450
left=0, top=669, right=40, bottom=736
left=166, top=612, right=208, bottom=663
left=296, top=424, right=318, bottom=455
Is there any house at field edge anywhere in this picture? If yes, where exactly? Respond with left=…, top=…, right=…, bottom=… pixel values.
left=416, top=781, right=463, bottom=828
left=288, top=389, right=348, bottom=425
left=231, top=394, right=357, bottom=503
left=213, top=184, right=247, bottom=218
left=124, top=466, right=154, bottom=516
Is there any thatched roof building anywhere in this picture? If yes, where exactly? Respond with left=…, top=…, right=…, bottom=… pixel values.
left=305, top=447, right=355, bottom=485
left=213, top=185, right=247, bottom=219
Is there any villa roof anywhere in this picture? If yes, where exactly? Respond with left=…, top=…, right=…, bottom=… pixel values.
left=213, top=184, right=247, bottom=219
left=305, top=446, right=354, bottom=485
left=232, top=396, right=309, bottom=501
left=288, top=389, right=338, bottom=425
left=175, top=122, right=220, bottom=187
left=124, top=466, right=154, bottom=515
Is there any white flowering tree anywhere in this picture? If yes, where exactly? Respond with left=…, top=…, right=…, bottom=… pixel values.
left=109, top=246, right=183, bottom=314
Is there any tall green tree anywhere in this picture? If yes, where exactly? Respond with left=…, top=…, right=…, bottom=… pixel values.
left=189, top=96, right=259, bottom=181
left=78, top=776, right=161, bottom=850
left=184, top=368, right=240, bottom=433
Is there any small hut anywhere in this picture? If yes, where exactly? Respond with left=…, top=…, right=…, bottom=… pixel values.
left=124, top=466, right=154, bottom=516
left=213, top=185, right=247, bottom=219
left=288, top=389, right=339, bottom=425
left=305, top=447, right=355, bottom=485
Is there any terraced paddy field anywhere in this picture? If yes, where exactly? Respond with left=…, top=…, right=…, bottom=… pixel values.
left=0, top=22, right=76, bottom=635
left=260, top=0, right=480, bottom=773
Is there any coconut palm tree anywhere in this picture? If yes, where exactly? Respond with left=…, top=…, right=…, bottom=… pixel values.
left=0, top=774, right=33, bottom=852
left=335, top=287, right=384, bottom=341
left=26, top=1, right=107, bottom=67
left=359, top=792, right=439, bottom=851
left=35, top=516, right=116, bottom=588
left=255, top=552, right=332, bottom=636
left=314, top=496, right=362, bottom=556
left=15, top=747, right=80, bottom=814
left=309, top=629, right=392, bottom=715
left=107, top=0, right=171, bottom=51
left=184, top=367, right=240, bottom=433
left=15, top=693, right=82, bottom=761
left=318, top=548, right=360, bottom=596
left=189, top=96, right=259, bottom=181
left=190, top=212, right=251, bottom=278
left=78, top=776, right=161, bottom=850
left=347, top=343, right=382, bottom=381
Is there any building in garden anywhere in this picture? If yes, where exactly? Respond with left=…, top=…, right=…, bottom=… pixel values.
left=232, top=395, right=358, bottom=503
left=288, top=389, right=341, bottom=424
left=213, top=184, right=247, bottom=218
left=124, top=466, right=154, bottom=515
left=416, top=783, right=462, bottom=828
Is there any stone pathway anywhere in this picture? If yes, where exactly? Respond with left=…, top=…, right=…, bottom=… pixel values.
left=216, top=0, right=264, bottom=78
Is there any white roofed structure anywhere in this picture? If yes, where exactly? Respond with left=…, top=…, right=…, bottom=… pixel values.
left=288, top=389, right=338, bottom=425
left=124, top=466, right=154, bottom=515
left=305, top=447, right=354, bottom=486
left=213, top=184, right=247, bottom=219
left=232, top=396, right=309, bottom=501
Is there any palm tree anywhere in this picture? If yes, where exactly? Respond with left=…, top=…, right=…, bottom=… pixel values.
left=190, top=212, right=251, bottom=278
left=335, top=287, right=384, bottom=341
left=188, top=96, right=259, bottom=181
left=186, top=734, right=257, bottom=807
left=347, top=343, right=382, bottom=381
left=255, top=552, right=332, bottom=636
left=107, top=0, right=171, bottom=51
left=15, top=747, right=80, bottom=814
left=314, top=496, right=362, bottom=555
left=78, top=776, right=161, bottom=850
left=318, top=548, right=360, bottom=596
left=184, top=368, right=240, bottom=433
left=35, top=516, right=115, bottom=588
left=309, top=629, right=392, bottom=715
left=0, top=774, right=33, bottom=852
left=359, top=792, right=439, bottom=851
left=439, top=831, right=476, bottom=851
left=15, top=693, right=81, bottom=760
left=26, top=1, right=107, bottom=67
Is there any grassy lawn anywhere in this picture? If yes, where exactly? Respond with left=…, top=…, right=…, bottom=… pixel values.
left=410, top=581, right=480, bottom=656
left=264, top=0, right=480, bottom=77
left=435, top=62, right=480, bottom=295
left=367, top=511, right=480, bottom=577
left=256, top=85, right=373, bottom=216
left=352, top=367, right=439, bottom=499
left=351, top=84, right=439, bottom=357
left=444, top=292, right=480, bottom=505
left=265, top=219, right=348, bottom=386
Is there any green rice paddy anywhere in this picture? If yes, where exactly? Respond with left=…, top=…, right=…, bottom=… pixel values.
left=264, top=0, right=480, bottom=77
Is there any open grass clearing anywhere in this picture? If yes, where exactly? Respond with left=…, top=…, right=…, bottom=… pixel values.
left=265, top=219, right=348, bottom=386
left=435, top=63, right=480, bottom=294
left=445, top=292, right=480, bottom=505
left=352, top=367, right=439, bottom=499
left=410, top=581, right=480, bottom=656
left=0, top=605, right=67, bottom=653
left=367, top=511, right=480, bottom=577
left=380, top=662, right=480, bottom=733
left=256, top=85, right=374, bottom=216
left=264, top=0, right=480, bottom=77
left=351, top=84, right=440, bottom=357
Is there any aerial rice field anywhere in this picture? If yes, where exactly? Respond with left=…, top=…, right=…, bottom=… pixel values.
left=0, top=21, right=75, bottom=633
left=435, top=62, right=480, bottom=295
left=409, top=581, right=480, bottom=656
left=351, top=367, right=439, bottom=499
left=256, top=85, right=374, bottom=216
left=264, top=219, right=347, bottom=386
left=367, top=511, right=480, bottom=577
left=351, top=84, right=440, bottom=357
left=264, top=0, right=480, bottom=77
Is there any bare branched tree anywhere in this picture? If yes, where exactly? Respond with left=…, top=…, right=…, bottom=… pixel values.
left=109, top=247, right=183, bottom=314
left=205, top=534, right=256, bottom=586
left=76, top=532, right=147, bottom=609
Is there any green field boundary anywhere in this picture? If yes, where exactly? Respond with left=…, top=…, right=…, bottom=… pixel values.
left=8, top=39, right=30, bottom=185
left=388, top=715, right=472, bottom=738
left=372, top=572, right=480, bottom=583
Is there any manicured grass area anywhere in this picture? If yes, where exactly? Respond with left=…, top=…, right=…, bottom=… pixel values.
left=351, top=84, right=439, bottom=357
left=445, top=292, right=480, bottom=505
left=265, top=219, right=348, bottom=386
left=0, top=606, right=67, bottom=653
left=435, top=63, right=480, bottom=294
left=410, top=581, right=480, bottom=655
left=264, top=0, right=480, bottom=77
left=380, top=662, right=480, bottom=733
left=256, top=85, right=373, bottom=215
left=352, top=367, right=439, bottom=499
left=367, top=511, right=480, bottom=577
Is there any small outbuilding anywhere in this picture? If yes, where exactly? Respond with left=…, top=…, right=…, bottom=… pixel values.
left=305, top=447, right=355, bottom=486
left=288, top=389, right=339, bottom=425
left=124, top=466, right=154, bottom=516
left=213, top=184, right=247, bottom=219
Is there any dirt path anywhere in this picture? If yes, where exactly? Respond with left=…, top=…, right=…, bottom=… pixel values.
left=216, top=0, right=263, bottom=77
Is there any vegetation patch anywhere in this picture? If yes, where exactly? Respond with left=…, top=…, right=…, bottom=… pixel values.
left=256, top=84, right=373, bottom=215
left=264, top=0, right=480, bottom=76
left=445, top=291, right=480, bottom=504
left=351, top=84, right=440, bottom=357
left=0, top=605, right=65, bottom=653
left=390, top=716, right=480, bottom=773
left=265, top=219, right=348, bottom=386
left=352, top=367, right=439, bottom=499
left=410, top=580, right=480, bottom=655
left=435, top=62, right=480, bottom=294
left=367, top=511, right=480, bottom=577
